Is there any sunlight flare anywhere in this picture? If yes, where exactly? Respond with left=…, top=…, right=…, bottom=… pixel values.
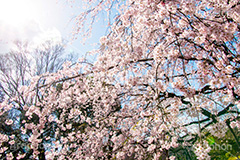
left=0, top=0, right=38, bottom=27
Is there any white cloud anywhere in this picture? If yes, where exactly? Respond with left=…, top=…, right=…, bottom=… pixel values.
left=32, top=27, right=62, bottom=47
left=0, top=19, right=63, bottom=54
left=0, top=0, right=66, bottom=54
left=0, top=19, right=41, bottom=53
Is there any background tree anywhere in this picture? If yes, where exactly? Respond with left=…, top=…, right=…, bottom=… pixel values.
left=34, top=40, right=66, bottom=76
left=0, top=41, right=32, bottom=97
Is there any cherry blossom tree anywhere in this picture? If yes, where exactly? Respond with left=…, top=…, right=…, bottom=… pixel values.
left=1, top=0, right=240, bottom=159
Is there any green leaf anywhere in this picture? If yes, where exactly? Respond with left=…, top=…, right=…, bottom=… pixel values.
left=207, top=136, right=215, bottom=145
left=228, top=156, right=240, bottom=160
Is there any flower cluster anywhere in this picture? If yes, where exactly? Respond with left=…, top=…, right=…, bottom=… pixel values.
left=193, top=140, right=211, bottom=160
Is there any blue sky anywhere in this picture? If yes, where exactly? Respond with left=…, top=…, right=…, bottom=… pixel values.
left=0, top=0, right=107, bottom=59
